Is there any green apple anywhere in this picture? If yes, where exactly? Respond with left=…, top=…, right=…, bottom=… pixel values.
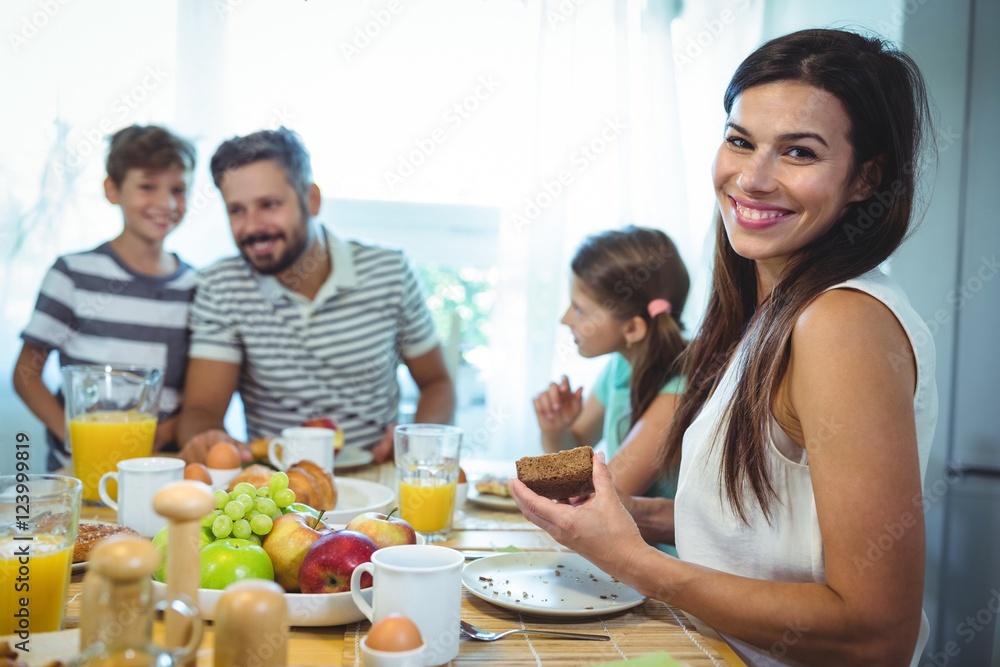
left=152, top=525, right=214, bottom=583
left=200, top=538, right=274, bottom=590
left=281, top=502, right=321, bottom=518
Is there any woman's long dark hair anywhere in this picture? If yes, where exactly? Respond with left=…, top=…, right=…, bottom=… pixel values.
left=572, top=226, right=689, bottom=438
left=662, top=29, right=931, bottom=523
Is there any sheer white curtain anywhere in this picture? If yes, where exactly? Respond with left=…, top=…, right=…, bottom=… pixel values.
left=485, top=0, right=727, bottom=460
left=0, top=0, right=763, bottom=470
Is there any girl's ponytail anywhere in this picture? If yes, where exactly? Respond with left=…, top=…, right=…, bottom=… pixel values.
left=628, top=304, right=686, bottom=431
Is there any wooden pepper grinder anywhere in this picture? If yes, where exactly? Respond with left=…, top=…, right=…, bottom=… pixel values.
left=214, top=580, right=289, bottom=667
left=153, top=480, right=215, bottom=665
left=78, top=535, right=160, bottom=652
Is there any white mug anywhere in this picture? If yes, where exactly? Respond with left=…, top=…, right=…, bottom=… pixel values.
left=268, top=427, right=335, bottom=473
left=98, top=457, right=185, bottom=536
left=351, top=545, right=463, bottom=666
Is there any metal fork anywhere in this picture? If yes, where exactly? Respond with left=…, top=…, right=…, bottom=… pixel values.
left=460, top=620, right=609, bottom=642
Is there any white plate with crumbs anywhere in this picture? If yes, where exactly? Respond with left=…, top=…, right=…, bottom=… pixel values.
left=462, top=552, right=645, bottom=617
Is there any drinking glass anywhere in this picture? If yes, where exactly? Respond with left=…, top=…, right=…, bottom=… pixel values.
left=394, top=425, right=462, bottom=543
left=62, top=365, right=164, bottom=504
left=0, top=475, right=82, bottom=635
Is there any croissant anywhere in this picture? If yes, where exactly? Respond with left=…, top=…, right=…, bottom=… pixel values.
left=227, top=462, right=337, bottom=511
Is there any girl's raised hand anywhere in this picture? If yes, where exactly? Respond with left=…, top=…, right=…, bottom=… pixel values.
left=532, top=375, right=584, bottom=432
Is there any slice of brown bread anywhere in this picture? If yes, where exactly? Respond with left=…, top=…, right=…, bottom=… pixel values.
left=516, top=446, right=595, bottom=500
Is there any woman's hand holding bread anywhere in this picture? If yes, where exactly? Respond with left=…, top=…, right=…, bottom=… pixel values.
left=510, top=450, right=649, bottom=582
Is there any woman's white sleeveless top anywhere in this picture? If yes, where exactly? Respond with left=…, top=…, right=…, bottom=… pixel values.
left=674, top=269, right=937, bottom=666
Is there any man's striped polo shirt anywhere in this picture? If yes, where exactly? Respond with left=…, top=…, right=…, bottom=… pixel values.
left=188, top=226, right=439, bottom=448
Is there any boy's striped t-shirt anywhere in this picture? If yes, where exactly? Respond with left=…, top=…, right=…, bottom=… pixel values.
left=20, top=242, right=197, bottom=465
left=188, top=228, right=439, bottom=449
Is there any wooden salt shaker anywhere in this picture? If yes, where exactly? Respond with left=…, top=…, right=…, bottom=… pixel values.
left=153, top=481, right=215, bottom=665
left=77, top=535, right=159, bottom=652
left=214, top=580, right=289, bottom=667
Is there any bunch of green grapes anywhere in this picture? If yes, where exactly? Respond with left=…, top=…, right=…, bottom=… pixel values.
left=200, top=471, right=297, bottom=543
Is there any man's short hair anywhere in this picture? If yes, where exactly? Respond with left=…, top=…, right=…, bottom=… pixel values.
left=105, top=125, right=196, bottom=187
left=210, top=127, right=313, bottom=215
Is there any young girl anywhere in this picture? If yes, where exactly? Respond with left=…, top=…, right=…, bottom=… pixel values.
left=514, top=29, right=936, bottom=665
left=533, top=226, right=689, bottom=503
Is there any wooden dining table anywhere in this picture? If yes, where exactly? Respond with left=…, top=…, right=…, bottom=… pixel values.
left=40, top=458, right=746, bottom=666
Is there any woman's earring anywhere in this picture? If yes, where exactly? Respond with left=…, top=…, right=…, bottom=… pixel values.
left=626, top=340, right=633, bottom=350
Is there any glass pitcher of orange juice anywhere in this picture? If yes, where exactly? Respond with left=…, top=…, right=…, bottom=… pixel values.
left=62, top=365, right=163, bottom=504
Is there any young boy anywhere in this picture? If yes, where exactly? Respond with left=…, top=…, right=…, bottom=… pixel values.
left=13, top=125, right=197, bottom=471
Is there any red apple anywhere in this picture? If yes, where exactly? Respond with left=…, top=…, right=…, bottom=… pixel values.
left=302, top=417, right=338, bottom=431
left=298, top=530, right=378, bottom=594
left=345, top=507, right=417, bottom=550
left=262, top=512, right=331, bottom=592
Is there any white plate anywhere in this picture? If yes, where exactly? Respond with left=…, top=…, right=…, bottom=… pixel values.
left=334, top=447, right=374, bottom=471
left=71, top=561, right=87, bottom=573
left=150, top=527, right=424, bottom=627
left=466, top=485, right=519, bottom=511
left=326, top=477, right=395, bottom=524
left=462, top=552, right=645, bottom=618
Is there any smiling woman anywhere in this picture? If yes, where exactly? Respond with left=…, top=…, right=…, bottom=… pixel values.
left=511, top=27, right=938, bottom=667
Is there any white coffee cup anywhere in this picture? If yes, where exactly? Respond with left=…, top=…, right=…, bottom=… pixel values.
left=350, top=545, right=463, bottom=666
left=268, top=427, right=335, bottom=473
left=98, top=457, right=185, bottom=536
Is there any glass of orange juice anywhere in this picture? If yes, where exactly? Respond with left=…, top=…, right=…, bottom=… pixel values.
left=394, top=424, right=462, bottom=543
left=1, top=474, right=82, bottom=636
left=62, top=365, right=164, bottom=504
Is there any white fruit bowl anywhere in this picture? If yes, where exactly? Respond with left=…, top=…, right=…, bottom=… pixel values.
left=151, top=578, right=372, bottom=626
left=323, top=478, right=395, bottom=524
left=150, top=528, right=424, bottom=627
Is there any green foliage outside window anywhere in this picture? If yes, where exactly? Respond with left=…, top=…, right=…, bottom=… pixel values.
left=417, top=264, right=497, bottom=365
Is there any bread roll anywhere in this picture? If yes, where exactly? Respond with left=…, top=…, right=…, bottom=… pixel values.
left=73, top=523, right=140, bottom=563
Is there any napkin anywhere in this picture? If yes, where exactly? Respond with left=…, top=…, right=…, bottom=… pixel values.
left=593, top=652, right=686, bottom=667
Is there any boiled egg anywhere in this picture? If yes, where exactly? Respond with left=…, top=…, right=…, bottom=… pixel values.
left=366, top=613, right=423, bottom=652
left=183, top=463, right=212, bottom=484
left=206, top=442, right=241, bottom=470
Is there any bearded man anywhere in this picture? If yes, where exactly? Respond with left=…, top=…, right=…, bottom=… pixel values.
left=178, top=128, right=454, bottom=464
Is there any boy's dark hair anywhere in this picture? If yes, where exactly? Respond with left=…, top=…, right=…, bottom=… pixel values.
left=210, top=127, right=313, bottom=217
left=105, top=125, right=196, bottom=186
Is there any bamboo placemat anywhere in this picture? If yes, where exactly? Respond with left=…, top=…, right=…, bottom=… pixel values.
left=341, top=592, right=729, bottom=666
